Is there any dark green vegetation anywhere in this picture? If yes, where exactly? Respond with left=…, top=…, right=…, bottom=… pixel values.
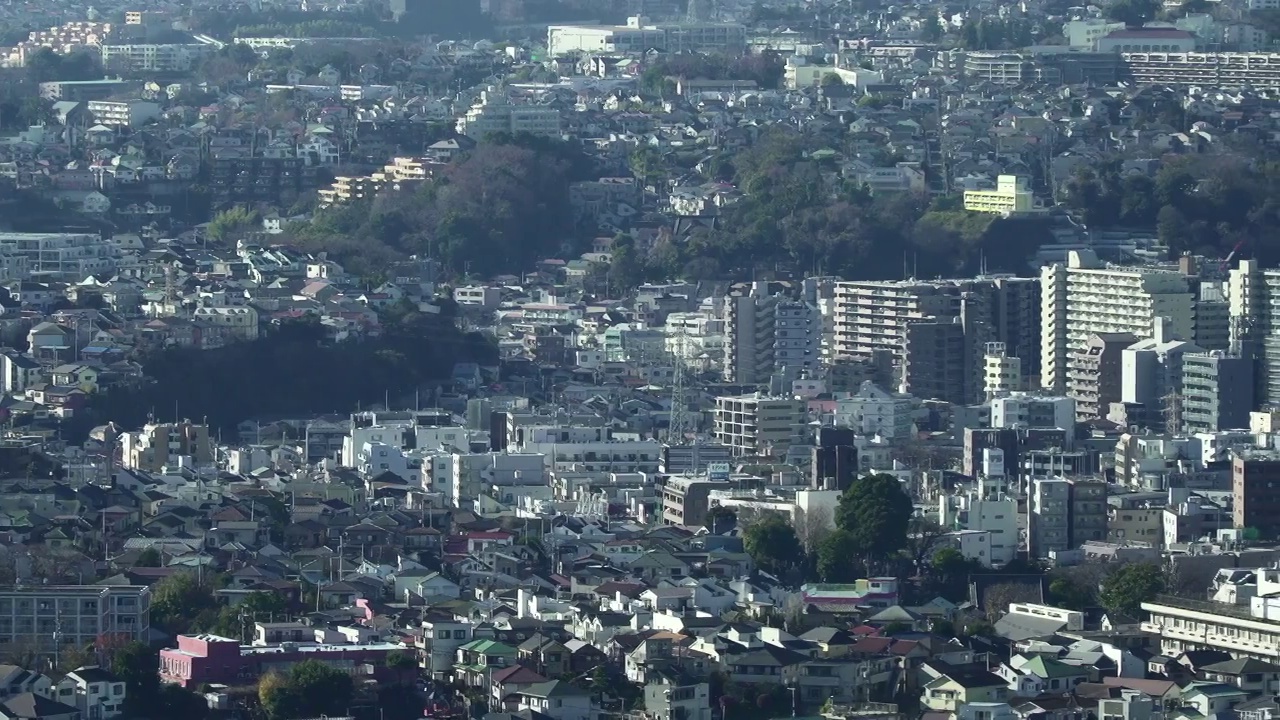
left=1063, top=156, right=1280, bottom=264
left=287, top=135, right=595, bottom=278
left=616, top=130, right=1054, bottom=285
left=86, top=304, right=494, bottom=437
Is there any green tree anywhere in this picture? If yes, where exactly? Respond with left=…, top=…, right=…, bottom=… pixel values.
left=206, top=205, right=261, bottom=242
left=743, top=514, right=804, bottom=576
left=289, top=659, right=354, bottom=717
left=136, top=547, right=162, bottom=567
left=833, top=473, right=914, bottom=569
left=259, top=670, right=301, bottom=720
left=1106, top=0, right=1160, bottom=26
left=150, top=572, right=217, bottom=634
left=386, top=649, right=417, bottom=670
left=1048, top=575, right=1096, bottom=611
left=1099, top=562, right=1166, bottom=616
left=820, top=72, right=844, bottom=87
left=111, top=642, right=160, bottom=716
left=920, top=14, right=944, bottom=42
left=816, top=529, right=863, bottom=582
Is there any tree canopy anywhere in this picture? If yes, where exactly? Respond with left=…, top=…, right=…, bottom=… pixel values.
left=1099, top=562, right=1166, bottom=616
left=260, top=660, right=355, bottom=720
left=743, top=514, right=804, bottom=576
left=833, top=473, right=914, bottom=568
left=288, top=136, right=594, bottom=279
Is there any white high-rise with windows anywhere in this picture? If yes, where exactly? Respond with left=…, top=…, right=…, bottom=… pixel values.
left=1040, top=249, right=1197, bottom=394
left=723, top=282, right=820, bottom=386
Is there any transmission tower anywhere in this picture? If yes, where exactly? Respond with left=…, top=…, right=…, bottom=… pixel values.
left=667, top=327, right=692, bottom=444
left=1163, top=391, right=1183, bottom=436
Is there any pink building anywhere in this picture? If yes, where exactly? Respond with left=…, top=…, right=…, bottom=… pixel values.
left=159, top=634, right=407, bottom=688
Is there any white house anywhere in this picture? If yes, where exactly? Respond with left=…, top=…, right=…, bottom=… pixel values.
left=54, top=667, right=126, bottom=720
left=514, top=680, right=596, bottom=720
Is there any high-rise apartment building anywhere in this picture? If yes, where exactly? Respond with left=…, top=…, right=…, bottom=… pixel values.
left=983, top=343, right=1022, bottom=400
left=833, top=278, right=1035, bottom=404
left=1234, top=452, right=1280, bottom=537
left=1228, top=259, right=1280, bottom=404
left=1182, top=351, right=1254, bottom=434
left=723, top=282, right=821, bottom=386
left=1071, top=332, right=1137, bottom=420
left=1041, top=250, right=1201, bottom=394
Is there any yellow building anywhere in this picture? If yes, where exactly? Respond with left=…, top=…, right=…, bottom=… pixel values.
left=964, top=174, right=1035, bottom=215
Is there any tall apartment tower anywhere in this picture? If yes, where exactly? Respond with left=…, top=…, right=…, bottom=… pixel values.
left=724, top=282, right=821, bottom=387
left=1182, top=351, right=1255, bottom=434
left=1040, top=250, right=1200, bottom=394
left=1071, top=332, right=1137, bottom=421
left=1228, top=259, right=1280, bottom=404
left=833, top=278, right=1034, bottom=404
left=1234, top=452, right=1280, bottom=538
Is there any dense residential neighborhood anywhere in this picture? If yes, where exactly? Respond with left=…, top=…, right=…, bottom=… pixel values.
left=4, top=0, right=1280, bottom=719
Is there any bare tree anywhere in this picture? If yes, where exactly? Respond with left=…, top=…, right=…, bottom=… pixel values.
left=25, top=546, right=90, bottom=584
left=793, top=507, right=833, bottom=554
left=983, top=582, right=1040, bottom=621
left=903, top=517, right=949, bottom=575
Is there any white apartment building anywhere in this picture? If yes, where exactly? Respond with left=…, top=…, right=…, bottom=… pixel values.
left=1141, top=573, right=1280, bottom=661
left=713, top=393, right=804, bottom=457
left=1063, top=18, right=1126, bottom=48
left=831, top=380, right=918, bottom=441
left=547, top=16, right=746, bottom=57
left=456, top=88, right=560, bottom=140
left=1229, top=260, right=1280, bottom=404
left=192, top=306, right=259, bottom=341
left=85, top=99, right=161, bottom=128
left=990, top=394, right=1075, bottom=429
left=100, top=43, right=211, bottom=72
left=984, top=343, right=1022, bottom=399
left=833, top=280, right=964, bottom=361
left=724, top=283, right=821, bottom=386
left=0, top=233, right=117, bottom=281
left=0, top=586, right=151, bottom=654
left=445, top=452, right=547, bottom=509
left=939, top=491, right=1018, bottom=566
left=1040, top=250, right=1197, bottom=394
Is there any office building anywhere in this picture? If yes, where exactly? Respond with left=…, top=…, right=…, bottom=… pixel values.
left=724, top=282, right=821, bottom=386
left=1070, top=332, right=1137, bottom=421
left=963, top=175, right=1036, bottom=216
left=120, top=420, right=214, bottom=472
left=1182, top=352, right=1254, bottom=434
left=1028, top=477, right=1107, bottom=557
left=0, top=585, right=151, bottom=655
left=1041, top=250, right=1198, bottom=394
left=661, top=476, right=733, bottom=526
left=0, top=233, right=117, bottom=281
left=1064, top=18, right=1127, bottom=48
left=456, top=88, right=560, bottom=140
left=713, top=393, right=804, bottom=458
left=547, top=16, right=746, bottom=57
left=1233, top=452, right=1280, bottom=537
